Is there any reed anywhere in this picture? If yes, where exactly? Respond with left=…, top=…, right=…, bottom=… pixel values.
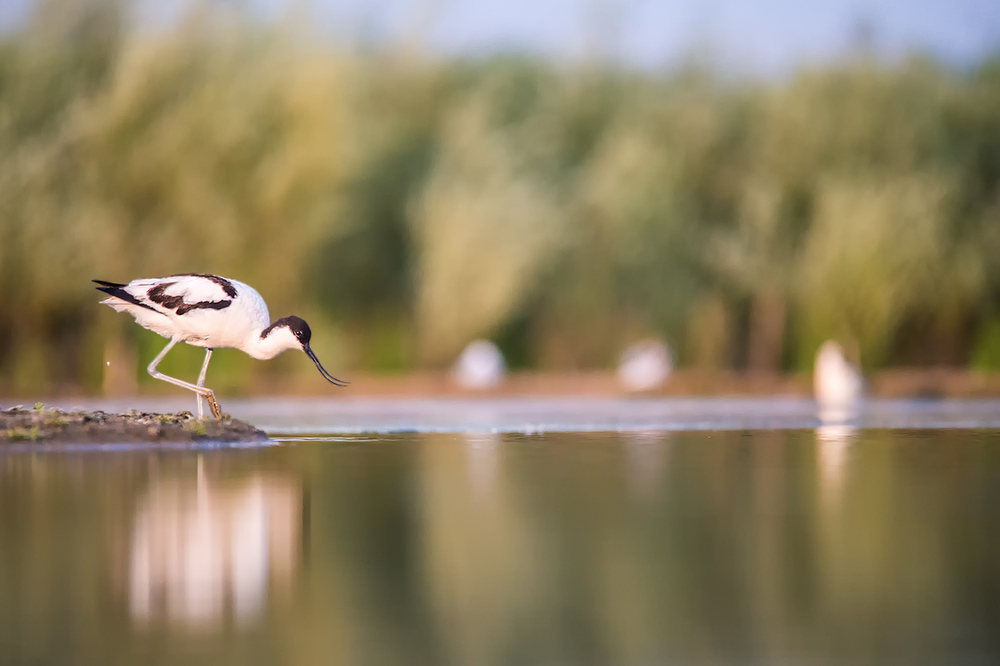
left=1, top=0, right=998, bottom=393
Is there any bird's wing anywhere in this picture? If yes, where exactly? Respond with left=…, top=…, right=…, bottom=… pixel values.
left=119, top=274, right=238, bottom=316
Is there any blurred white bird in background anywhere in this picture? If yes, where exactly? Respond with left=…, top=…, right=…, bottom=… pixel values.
left=454, top=340, right=506, bottom=389
left=814, top=340, right=864, bottom=423
left=618, top=339, right=673, bottom=392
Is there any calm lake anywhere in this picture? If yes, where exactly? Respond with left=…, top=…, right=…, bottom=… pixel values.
left=1, top=403, right=999, bottom=664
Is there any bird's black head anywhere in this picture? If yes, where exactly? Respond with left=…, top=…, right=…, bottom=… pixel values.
left=268, top=315, right=348, bottom=387
left=283, top=315, right=312, bottom=346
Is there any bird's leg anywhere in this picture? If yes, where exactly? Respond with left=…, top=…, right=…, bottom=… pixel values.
left=195, top=348, right=214, bottom=419
left=147, top=337, right=223, bottom=419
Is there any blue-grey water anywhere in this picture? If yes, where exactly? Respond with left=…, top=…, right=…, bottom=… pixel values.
left=2, top=398, right=1000, bottom=665
left=32, top=396, right=1000, bottom=433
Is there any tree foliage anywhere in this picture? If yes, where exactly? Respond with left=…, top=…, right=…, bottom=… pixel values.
left=1, top=1, right=999, bottom=393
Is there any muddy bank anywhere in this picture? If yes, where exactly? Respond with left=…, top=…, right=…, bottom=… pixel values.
left=0, top=406, right=268, bottom=444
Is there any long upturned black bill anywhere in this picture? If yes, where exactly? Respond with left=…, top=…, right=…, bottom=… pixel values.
left=304, top=345, right=349, bottom=386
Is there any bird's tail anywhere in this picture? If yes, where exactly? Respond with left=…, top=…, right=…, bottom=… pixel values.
left=92, top=279, right=158, bottom=312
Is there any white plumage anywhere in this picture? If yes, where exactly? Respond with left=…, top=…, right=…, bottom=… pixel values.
left=95, top=274, right=347, bottom=418
left=99, top=275, right=265, bottom=351
left=814, top=340, right=863, bottom=423
left=618, top=339, right=673, bottom=392
left=454, top=340, right=506, bottom=389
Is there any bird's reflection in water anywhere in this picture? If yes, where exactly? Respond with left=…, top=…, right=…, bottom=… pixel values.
left=623, top=430, right=671, bottom=500
left=419, top=434, right=545, bottom=666
left=128, top=457, right=301, bottom=631
left=815, top=424, right=855, bottom=509
left=464, top=432, right=502, bottom=503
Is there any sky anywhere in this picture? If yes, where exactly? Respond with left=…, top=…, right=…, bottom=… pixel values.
left=3, top=0, right=999, bottom=74
left=319, top=0, right=1000, bottom=73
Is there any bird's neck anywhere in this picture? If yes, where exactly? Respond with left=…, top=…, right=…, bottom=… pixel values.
left=243, top=327, right=295, bottom=360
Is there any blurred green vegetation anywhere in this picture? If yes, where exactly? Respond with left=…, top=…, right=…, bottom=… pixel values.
left=1, top=0, right=999, bottom=394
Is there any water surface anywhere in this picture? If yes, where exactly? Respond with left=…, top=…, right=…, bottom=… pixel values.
left=40, top=396, right=1000, bottom=433
left=2, top=428, right=999, bottom=665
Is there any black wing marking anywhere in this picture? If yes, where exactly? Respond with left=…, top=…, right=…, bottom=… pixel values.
left=147, top=281, right=233, bottom=316
left=93, top=280, right=159, bottom=312
left=170, top=273, right=238, bottom=299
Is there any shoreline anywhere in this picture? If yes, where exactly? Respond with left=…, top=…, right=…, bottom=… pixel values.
left=0, top=407, right=268, bottom=444
left=9, top=368, right=1000, bottom=401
